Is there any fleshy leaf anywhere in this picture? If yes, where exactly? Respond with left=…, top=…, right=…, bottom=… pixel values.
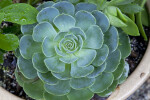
left=113, top=59, right=125, bottom=80
left=75, top=3, right=97, bottom=12
left=71, top=63, right=94, bottom=78
left=21, top=23, right=36, bottom=35
left=45, top=80, right=71, bottom=96
left=23, top=80, right=44, bottom=99
left=104, top=26, right=119, bottom=53
left=37, top=71, right=58, bottom=85
left=118, top=29, right=131, bottom=58
left=53, top=14, right=76, bottom=32
left=69, top=27, right=86, bottom=40
left=89, top=72, right=114, bottom=93
left=53, top=1, right=75, bottom=16
left=44, top=57, right=65, bottom=73
left=0, top=3, right=38, bottom=25
left=104, top=49, right=121, bottom=72
left=37, top=1, right=55, bottom=11
left=44, top=92, right=68, bottom=100
left=97, top=80, right=118, bottom=97
left=75, top=10, right=96, bottom=31
left=67, top=89, right=94, bottom=100
left=52, top=64, right=71, bottom=80
left=75, top=49, right=96, bottom=67
left=42, top=36, right=56, bottom=57
left=18, top=56, right=37, bottom=79
left=118, top=61, right=129, bottom=84
left=121, top=14, right=140, bottom=36
left=33, top=22, right=57, bottom=42
left=32, top=53, right=48, bottom=73
left=92, top=10, right=110, bottom=33
left=83, top=25, right=103, bottom=49
left=59, top=54, right=78, bottom=64
left=92, top=44, right=109, bottom=66
left=0, top=34, right=19, bottom=51
left=37, top=7, right=59, bottom=23
left=87, top=63, right=106, bottom=78
left=19, top=35, right=41, bottom=59
left=70, top=77, right=95, bottom=89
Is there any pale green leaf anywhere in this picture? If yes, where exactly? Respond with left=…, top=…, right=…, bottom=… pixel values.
left=89, top=72, right=114, bottom=93
left=67, top=89, right=94, bottom=100
left=44, top=92, right=68, bottom=100
left=75, top=3, right=97, bottom=12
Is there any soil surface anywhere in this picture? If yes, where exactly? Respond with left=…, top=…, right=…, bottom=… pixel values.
left=0, top=26, right=149, bottom=100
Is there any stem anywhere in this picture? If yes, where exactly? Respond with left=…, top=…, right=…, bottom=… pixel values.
left=141, top=0, right=147, bottom=7
left=136, top=12, right=148, bottom=41
left=32, top=0, right=41, bottom=6
left=128, top=14, right=135, bottom=22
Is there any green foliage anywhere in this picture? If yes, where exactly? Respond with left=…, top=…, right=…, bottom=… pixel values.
left=15, top=1, right=130, bottom=100
left=0, top=0, right=13, bottom=9
left=0, top=3, right=38, bottom=25
left=0, top=34, right=19, bottom=51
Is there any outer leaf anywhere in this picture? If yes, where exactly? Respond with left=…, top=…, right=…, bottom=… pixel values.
left=53, top=14, right=76, bottom=32
left=75, top=49, right=96, bottom=67
left=44, top=92, right=68, bottom=100
left=104, top=49, right=121, bottom=72
left=19, top=35, right=41, bottom=59
left=70, top=77, right=95, bottom=89
left=67, top=89, right=94, bottom=100
left=21, top=23, right=36, bottom=35
left=23, top=80, right=45, bottom=99
left=53, top=1, right=75, bottom=16
left=37, top=1, right=54, bottom=11
left=75, top=10, right=96, bottom=31
left=0, top=0, right=12, bottom=9
left=92, top=44, right=109, bottom=66
left=142, top=7, right=150, bottom=26
left=18, top=56, right=37, bottom=79
left=83, top=25, right=103, bottom=49
left=32, top=53, right=48, bottom=73
left=45, top=80, right=71, bottom=96
left=97, top=80, right=118, bottom=97
left=118, top=29, right=131, bottom=58
left=0, top=34, right=19, bottom=51
left=121, top=15, right=140, bottom=36
left=75, top=3, right=97, bottom=12
left=52, top=64, right=71, bottom=80
left=0, top=3, right=38, bottom=25
left=89, top=72, right=114, bottom=93
left=71, top=63, right=94, bottom=78
left=33, top=22, right=57, bottom=42
left=87, top=63, right=106, bottom=78
left=44, top=56, right=65, bottom=73
left=37, top=71, right=58, bottom=85
left=37, top=7, right=60, bottom=23
left=92, top=10, right=110, bottom=33
left=113, top=59, right=125, bottom=80
left=104, top=26, right=119, bottom=53
left=118, top=61, right=129, bottom=84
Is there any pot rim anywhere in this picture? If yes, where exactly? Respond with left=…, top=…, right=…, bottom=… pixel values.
left=0, top=1, right=150, bottom=100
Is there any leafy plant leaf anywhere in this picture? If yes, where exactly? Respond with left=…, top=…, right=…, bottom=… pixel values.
left=0, top=0, right=12, bottom=9
left=109, top=0, right=135, bottom=6
left=118, top=4, right=143, bottom=14
left=0, top=3, right=38, bottom=25
left=0, top=34, right=19, bottom=51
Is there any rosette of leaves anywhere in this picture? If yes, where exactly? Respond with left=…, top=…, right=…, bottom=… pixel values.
left=15, top=1, right=131, bottom=100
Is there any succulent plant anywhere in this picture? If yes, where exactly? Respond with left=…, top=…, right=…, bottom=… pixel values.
left=15, top=1, right=131, bottom=100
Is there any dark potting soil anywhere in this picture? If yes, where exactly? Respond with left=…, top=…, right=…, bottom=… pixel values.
left=0, top=26, right=149, bottom=100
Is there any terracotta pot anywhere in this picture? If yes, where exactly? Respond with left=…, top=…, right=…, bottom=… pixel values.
left=0, top=1, right=150, bottom=100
